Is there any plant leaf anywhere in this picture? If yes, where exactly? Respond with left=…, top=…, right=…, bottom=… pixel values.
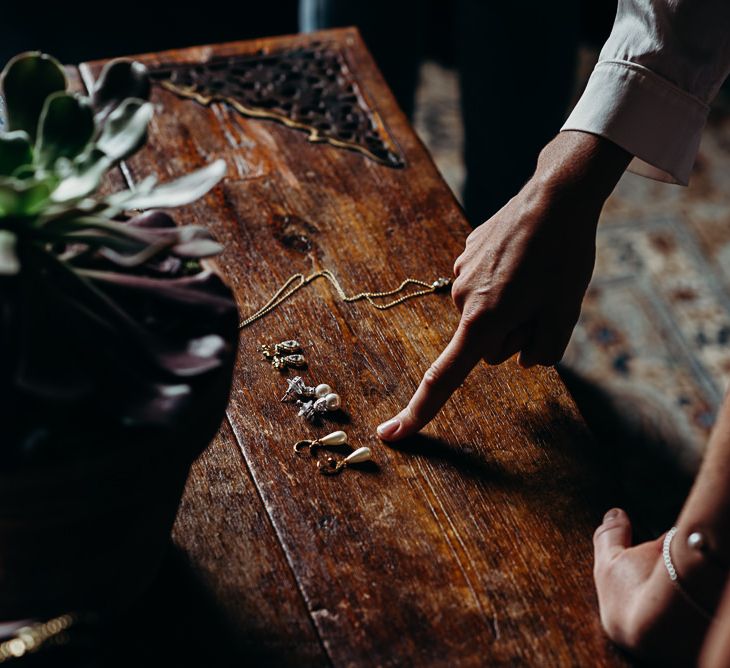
left=0, top=177, right=51, bottom=216
left=96, top=99, right=153, bottom=163
left=92, top=59, right=150, bottom=123
left=35, top=93, right=95, bottom=169
left=109, top=159, right=227, bottom=211
left=0, top=230, right=19, bottom=274
left=172, top=238, right=224, bottom=258
left=50, top=149, right=111, bottom=203
left=0, top=131, right=32, bottom=176
left=0, top=52, right=67, bottom=140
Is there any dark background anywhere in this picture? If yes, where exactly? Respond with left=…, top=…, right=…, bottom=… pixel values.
left=0, top=1, right=614, bottom=68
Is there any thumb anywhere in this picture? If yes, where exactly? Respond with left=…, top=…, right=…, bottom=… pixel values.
left=593, top=508, right=633, bottom=579
left=377, top=323, right=483, bottom=442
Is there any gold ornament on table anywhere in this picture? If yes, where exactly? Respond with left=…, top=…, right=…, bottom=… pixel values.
left=260, top=339, right=306, bottom=370
left=293, top=431, right=374, bottom=476
left=294, top=430, right=349, bottom=455
left=318, top=447, right=373, bottom=476
left=240, top=270, right=451, bottom=329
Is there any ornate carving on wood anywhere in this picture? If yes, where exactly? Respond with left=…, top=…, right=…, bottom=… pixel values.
left=148, top=43, right=405, bottom=168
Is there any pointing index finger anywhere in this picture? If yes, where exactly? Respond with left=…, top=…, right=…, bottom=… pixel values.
left=377, top=323, right=484, bottom=441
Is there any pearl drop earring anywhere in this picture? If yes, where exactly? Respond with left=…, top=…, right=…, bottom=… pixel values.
left=318, top=447, right=373, bottom=475
left=293, top=430, right=348, bottom=455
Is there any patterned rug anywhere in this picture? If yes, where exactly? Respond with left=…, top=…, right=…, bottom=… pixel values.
left=414, top=61, right=730, bottom=528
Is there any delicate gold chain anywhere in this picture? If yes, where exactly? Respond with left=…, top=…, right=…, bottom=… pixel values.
left=239, top=270, right=451, bottom=329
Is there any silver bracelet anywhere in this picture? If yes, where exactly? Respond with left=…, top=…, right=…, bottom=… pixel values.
left=663, top=526, right=714, bottom=622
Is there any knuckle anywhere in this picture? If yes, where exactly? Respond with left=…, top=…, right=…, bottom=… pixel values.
left=602, top=610, right=647, bottom=652
left=459, top=303, right=486, bottom=330
left=593, top=557, right=611, bottom=582
left=422, top=362, right=446, bottom=391
left=451, top=282, right=467, bottom=309
left=600, top=613, right=629, bottom=647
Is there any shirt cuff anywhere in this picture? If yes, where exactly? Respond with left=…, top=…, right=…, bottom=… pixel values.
left=561, top=60, right=710, bottom=185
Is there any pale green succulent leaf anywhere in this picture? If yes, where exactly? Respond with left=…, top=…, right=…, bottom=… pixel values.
left=50, top=149, right=112, bottom=203
left=1, top=52, right=67, bottom=140
left=109, top=160, right=226, bottom=211
left=103, top=174, right=158, bottom=215
left=172, top=238, right=224, bottom=258
left=96, top=99, right=153, bottom=163
left=0, top=230, right=20, bottom=274
left=35, top=92, right=95, bottom=169
left=0, top=131, right=33, bottom=176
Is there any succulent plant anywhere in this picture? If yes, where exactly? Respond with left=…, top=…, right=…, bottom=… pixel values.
left=0, top=53, right=238, bottom=467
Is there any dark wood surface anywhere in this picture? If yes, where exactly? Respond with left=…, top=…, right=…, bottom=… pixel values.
left=79, top=29, right=627, bottom=667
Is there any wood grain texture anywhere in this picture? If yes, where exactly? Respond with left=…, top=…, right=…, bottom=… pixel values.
left=81, top=29, right=627, bottom=666
left=171, top=421, right=326, bottom=666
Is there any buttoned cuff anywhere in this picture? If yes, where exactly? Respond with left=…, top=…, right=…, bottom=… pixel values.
left=562, top=60, right=710, bottom=185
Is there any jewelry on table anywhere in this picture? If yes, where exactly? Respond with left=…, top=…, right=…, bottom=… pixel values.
left=239, top=269, right=452, bottom=329
left=260, top=339, right=306, bottom=370
left=281, top=377, right=334, bottom=403
left=293, top=430, right=348, bottom=455
left=296, top=390, right=342, bottom=423
left=318, top=446, right=373, bottom=476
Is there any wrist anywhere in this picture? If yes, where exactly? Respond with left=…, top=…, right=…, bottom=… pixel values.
left=531, top=131, right=631, bottom=204
left=670, top=525, right=729, bottom=615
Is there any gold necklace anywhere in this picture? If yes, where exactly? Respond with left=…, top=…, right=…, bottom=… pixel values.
left=239, top=270, right=451, bottom=329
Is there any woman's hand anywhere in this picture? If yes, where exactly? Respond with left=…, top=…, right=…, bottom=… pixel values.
left=594, top=508, right=712, bottom=665
left=377, top=131, right=630, bottom=442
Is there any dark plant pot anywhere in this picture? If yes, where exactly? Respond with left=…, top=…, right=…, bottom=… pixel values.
left=0, top=282, right=238, bottom=620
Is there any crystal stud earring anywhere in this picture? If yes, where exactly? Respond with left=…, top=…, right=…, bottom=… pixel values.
left=296, top=389, right=342, bottom=422
left=281, top=377, right=335, bottom=403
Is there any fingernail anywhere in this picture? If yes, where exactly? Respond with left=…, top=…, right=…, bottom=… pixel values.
left=377, top=418, right=401, bottom=439
left=603, top=509, right=619, bottom=522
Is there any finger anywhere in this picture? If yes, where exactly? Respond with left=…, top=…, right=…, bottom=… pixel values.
left=453, top=256, right=462, bottom=278
left=377, top=323, right=486, bottom=441
left=484, top=322, right=533, bottom=365
left=518, top=310, right=579, bottom=368
left=593, top=508, right=633, bottom=580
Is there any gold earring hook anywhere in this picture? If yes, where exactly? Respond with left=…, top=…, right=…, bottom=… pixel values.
left=293, top=430, right=348, bottom=455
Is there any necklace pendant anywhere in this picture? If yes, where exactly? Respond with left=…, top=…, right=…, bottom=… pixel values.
left=432, top=277, right=451, bottom=290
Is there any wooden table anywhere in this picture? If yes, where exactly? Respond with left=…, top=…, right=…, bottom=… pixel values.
left=78, top=28, right=627, bottom=667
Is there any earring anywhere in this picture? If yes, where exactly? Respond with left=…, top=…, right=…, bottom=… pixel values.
left=281, top=377, right=334, bottom=403
left=296, top=390, right=342, bottom=422
left=260, top=339, right=306, bottom=370
left=293, top=430, right=348, bottom=455
left=318, top=447, right=373, bottom=475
